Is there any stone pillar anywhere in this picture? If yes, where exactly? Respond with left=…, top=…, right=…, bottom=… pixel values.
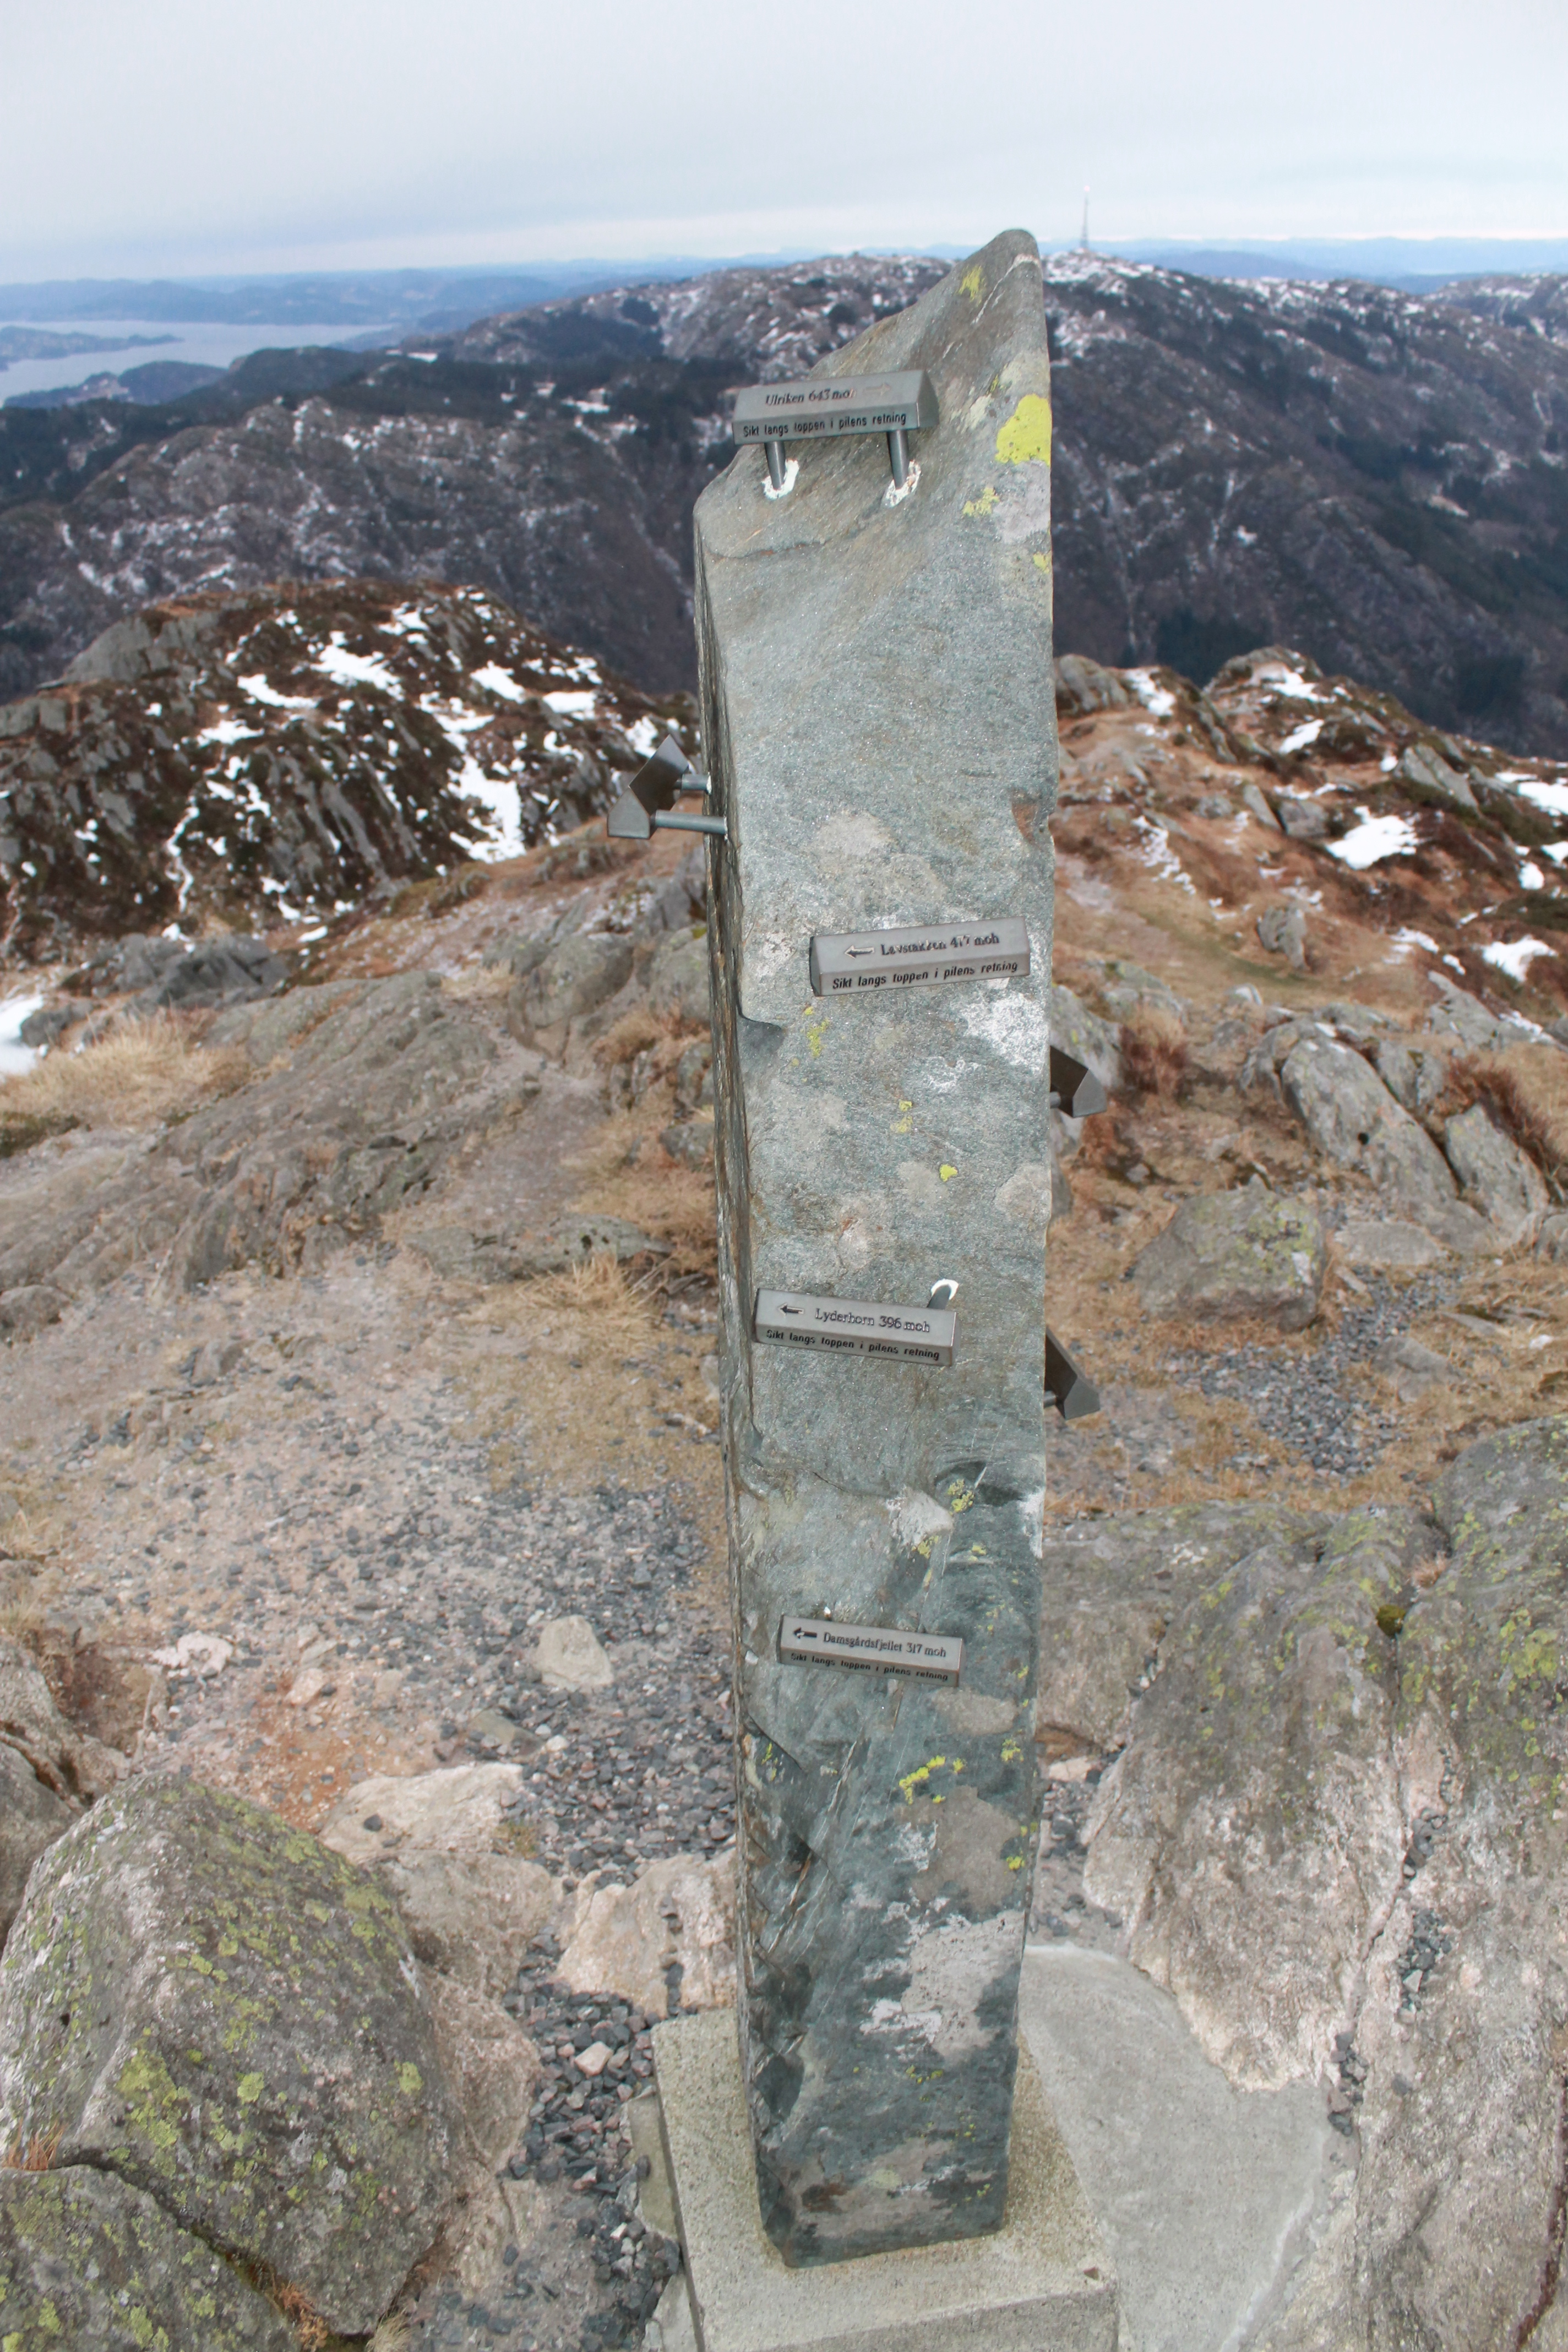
left=696, top=231, right=1057, bottom=2267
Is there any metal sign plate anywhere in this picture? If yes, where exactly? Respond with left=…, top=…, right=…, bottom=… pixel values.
left=809, top=917, right=1030, bottom=996
left=733, top=371, right=938, bottom=443
left=778, top=1616, right=963, bottom=1685
left=754, top=1289, right=956, bottom=1367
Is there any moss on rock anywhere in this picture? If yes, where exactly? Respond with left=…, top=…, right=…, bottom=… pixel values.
left=0, top=2165, right=293, bottom=2350
left=0, top=1778, right=458, bottom=2337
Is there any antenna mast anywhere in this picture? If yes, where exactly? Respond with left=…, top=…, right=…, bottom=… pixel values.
left=1081, top=186, right=1091, bottom=251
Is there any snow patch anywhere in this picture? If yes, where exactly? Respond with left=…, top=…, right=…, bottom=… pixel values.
left=315, top=635, right=401, bottom=695
left=472, top=663, right=525, bottom=703
left=0, top=994, right=45, bottom=1076
left=543, top=690, right=598, bottom=717
left=1329, top=812, right=1419, bottom=869
left=1125, top=669, right=1175, bottom=718
left=1278, top=718, right=1324, bottom=755
left=237, top=673, right=315, bottom=711
left=1483, top=939, right=1555, bottom=982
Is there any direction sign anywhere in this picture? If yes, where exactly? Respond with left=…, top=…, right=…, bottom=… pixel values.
left=809, top=917, right=1030, bottom=995
left=777, top=1616, right=963, bottom=1686
left=754, top=1288, right=957, bottom=1367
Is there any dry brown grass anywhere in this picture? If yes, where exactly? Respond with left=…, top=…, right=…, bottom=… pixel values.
left=567, top=1110, right=718, bottom=1283
left=2, top=2128, right=62, bottom=2171
left=592, top=1006, right=667, bottom=1069
left=1120, top=1005, right=1189, bottom=1098
left=265, top=2278, right=331, bottom=2349
left=0, top=1014, right=248, bottom=1136
left=1431, top=1046, right=1568, bottom=1200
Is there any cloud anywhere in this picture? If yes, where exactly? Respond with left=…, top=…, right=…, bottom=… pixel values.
left=2, top=0, right=1564, bottom=280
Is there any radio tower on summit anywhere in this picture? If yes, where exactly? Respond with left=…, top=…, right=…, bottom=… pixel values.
left=1080, top=186, right=1091, bottom=251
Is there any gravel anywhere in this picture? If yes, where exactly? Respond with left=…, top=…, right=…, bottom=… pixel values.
left=1168, top=1270, right=1462, bottom=1474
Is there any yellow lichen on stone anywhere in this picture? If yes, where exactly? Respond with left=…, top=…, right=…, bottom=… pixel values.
left=961, top=486, right=999, bottom=518
left=961, top=265, right=985, bottom=303
left=995, top=395, right=1052, bottom=467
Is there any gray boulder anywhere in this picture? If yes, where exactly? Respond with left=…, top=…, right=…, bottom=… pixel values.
left=1370, top=1334, right=1453, bottom=1399
left=1084, top=1508, right=1424, bottom=2089
left=0, top=1284, right=68, bottom=1340
left=506, top=930, right=633, bottom=1041
left=1333, top=1217, right=1449, bottom=1274
left=1279, top=1031, right=1457, bottom=1213
left=1425, top=978, right=1527, bottom=1054
left=672, top=1037, right=713, bottom=1114
left=135, top=934, right=293, bottom=1012
left=1442, top=1102, right=1548, bottom=1239
left=1055, top=653, right=1134, bottom=715
left=0, top=1777, right=459, bottom=2337
left=1397, top=741, right=1478, bottom=813
left=1037, top=1501, right=1326, bottom=1755
left=1371, top=1031, right=1453, bottom=1115
left=17, top=999, right=88, bottom=1049
left=1047, top=1420, right=1568, bottom=2351
left=642, top=927, right=711, bottom=1023
left=660, top=1118, right=715, bottom=1169
left=1256, top=904, right=1307, bottom=970
left=0, top=1630, right=121, bottom=1800
left=1275, top=794, right=1330, bottom=841
left=0, top=2167, right=292, bottom=2351
left=0, top=1743, right=72, bottom=1948
left=1132, top=1183, right=1325, bottom=1331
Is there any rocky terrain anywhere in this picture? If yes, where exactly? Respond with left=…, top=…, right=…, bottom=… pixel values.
left=0, top=580, right=693, bottom=954
left=2, top=251, right=1566, bottom=754
left=7, top=624, right=1568, bottom=2344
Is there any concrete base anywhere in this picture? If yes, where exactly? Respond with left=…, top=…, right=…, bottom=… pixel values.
left=649, top=2011, right=1117, bottom=2352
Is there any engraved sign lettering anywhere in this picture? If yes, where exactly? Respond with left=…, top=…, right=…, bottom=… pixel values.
left=754, top=1288, right=957, bottom=1368
left=733, top=371, right=938, bottom=443
left=809, top=916, right=1030, bottom=996
left=778, top=1617, right=963, bottom=1686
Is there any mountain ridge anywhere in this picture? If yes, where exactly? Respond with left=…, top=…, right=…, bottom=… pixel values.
left=0, top=249, right=1564, bottom=755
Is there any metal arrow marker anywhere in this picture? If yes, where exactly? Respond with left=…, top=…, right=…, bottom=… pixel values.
left=605, top=736, right=727, bottom=840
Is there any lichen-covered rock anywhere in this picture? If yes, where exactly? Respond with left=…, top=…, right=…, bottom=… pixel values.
left=1131, top=1183, right=1325, bottom=1330
left=0, top=2166, right=293, bottom=2351
left=1442, top=1102, right=1548, bottom=1239
left=1036, top=1501, right=1327, bottom=1755
left=0, top=1744, right=71, bottom=1949
left=0, top=1777, right=459, bottom=2337
left=1084, top=1510, right=1419, bottom=2089
left=1280, top=1030, right=1457, bottom=1213
left=1249, top=1418, right=1568, bottom=2348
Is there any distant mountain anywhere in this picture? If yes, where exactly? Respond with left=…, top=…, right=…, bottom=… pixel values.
left=7, top=360, right=225, bottom=409
left=0, top=249, right=1565, bottom=758
left=1436, top=274, right=1568, bottom=348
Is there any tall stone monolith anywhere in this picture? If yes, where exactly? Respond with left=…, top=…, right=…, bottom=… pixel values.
left=696, top=230, right=1057, bottom=2266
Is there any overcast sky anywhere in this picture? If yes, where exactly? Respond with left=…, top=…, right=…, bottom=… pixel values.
left=2, top=0, right=1564, bottom=282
